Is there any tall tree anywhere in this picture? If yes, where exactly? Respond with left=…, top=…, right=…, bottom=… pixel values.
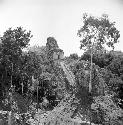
left=78, top=13, right=120, bottom=51
left=0, top=27, right=32, bottom=96
left=78, top=13, right=120, bottom=92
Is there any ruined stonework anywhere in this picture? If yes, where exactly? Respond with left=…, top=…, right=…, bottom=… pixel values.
left=46, top=37, right=64, bottom=61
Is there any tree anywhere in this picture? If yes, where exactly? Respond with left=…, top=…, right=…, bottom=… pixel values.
left=91, top=95, right=123, bottom=124
left=69, top=53, right=79, bottom=60
left=81, top=50, right=114, bottom=68
left=27, top=45, right=47, bottom=62
left=107, top=56, right=123, bottom=77
left=78, top=13, right=120, bottom=51
left=0, top=27, right=33, bottom=124
left=0, top=27, right=32, bottom=110
left=0, top=27, right=32, bottom=87
left=78, top=13, right=120, bottom=93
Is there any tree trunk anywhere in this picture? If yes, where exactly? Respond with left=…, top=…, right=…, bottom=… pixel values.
left=89, top=45, right=93, bottom=93
left=8, top=111, right=12, bottom=125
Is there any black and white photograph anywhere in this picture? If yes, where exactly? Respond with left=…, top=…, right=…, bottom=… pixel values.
left=0, top=0, right=123, bottom=124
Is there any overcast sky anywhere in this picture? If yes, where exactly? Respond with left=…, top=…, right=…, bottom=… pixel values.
left=0, top=0, right=123, bottom=56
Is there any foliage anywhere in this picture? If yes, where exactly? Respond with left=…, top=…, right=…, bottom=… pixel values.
left=107, top=56, right=123, bottom=77
left=67, top=59, right=123, bottom=124
left=27, top=45, right=47, bottom=63
left=69, top=53, right=79, bottom=60
left=41, top=94, right=78, bottom=125
left=66, top=60, right=108, bottom=124
left=0, top=25, right=123, bottom=125
left=0, top=27, right=32, bottom=100
left=92, top=95, right=123, bottom=124
left=77, top=13, right=121, bottom=107
left=22, top=51, right=41, bottom=77
left=81, top=49, right=123, bottom=109
left=80, top=50, right=113, bottom=68
left=78, top=13, right=120, bottom=52
left=1, top=27, right=32, bottom=58
left=69, top=60, right=108, bottom=96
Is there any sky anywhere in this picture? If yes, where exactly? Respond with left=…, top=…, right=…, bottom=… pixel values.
left=0, top=0, right=123, bottom=56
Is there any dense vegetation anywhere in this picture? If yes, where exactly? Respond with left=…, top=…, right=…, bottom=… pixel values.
left=0, top=14, right=123, bottom=125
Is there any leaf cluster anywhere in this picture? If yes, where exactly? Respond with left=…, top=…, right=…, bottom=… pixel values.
left=78, top=13, right=120, bottom=51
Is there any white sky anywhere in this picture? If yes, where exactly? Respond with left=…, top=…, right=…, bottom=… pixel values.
left=0, top=0, right=123, bottom=56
